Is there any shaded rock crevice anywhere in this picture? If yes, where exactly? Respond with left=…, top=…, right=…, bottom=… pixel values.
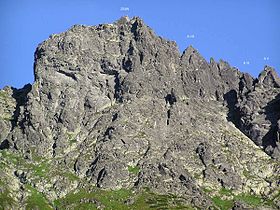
left=11, top=84, right=32, bottom=130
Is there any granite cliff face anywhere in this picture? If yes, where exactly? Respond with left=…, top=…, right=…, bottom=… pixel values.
left=0, top=16, right=279, bottom=209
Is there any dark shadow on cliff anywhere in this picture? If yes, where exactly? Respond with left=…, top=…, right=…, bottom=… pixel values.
left=262, top=93, right=280, bottom=149
left=224, top=89, right=280, bottom=157
left=11, top=84, right=32, bottom=130
left=223, top=89, right=241, bottom=128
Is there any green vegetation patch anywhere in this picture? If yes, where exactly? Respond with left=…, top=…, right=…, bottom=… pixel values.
left=0, top=149, right=79, bottom=185
left=264, top=191, right=280, bottom=207
left=0, top=190, right=16, bottom=209
left=243, top=170, right=256, bottom=179
left=25, top=185, right=52, bottom=210
left=67, top=131, right=78, bottom=145
left=54, top=188, right=131, bottom=210
left=219, top=187, right=233, bottom=196
left=33, top=161, right=51, bottom=177
left=235, top=193, right=262, bottom=206
left=63, top=171, right=80, bottom=181
left=0, top=150, right=24, bottom=165
left=210, top=189, right=276, bottom=210
left=136, top=191, right=191, bottom=210
left=54, top=188, right=192, bottom=210
left=202, top=187, right=214, bottom=193
left=211, top=196, right=234, bottom=210
left=128, top=165, right=140, bottom=175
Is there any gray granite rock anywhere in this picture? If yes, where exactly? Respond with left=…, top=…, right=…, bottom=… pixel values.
left=0, top=16, right=279, bottom=209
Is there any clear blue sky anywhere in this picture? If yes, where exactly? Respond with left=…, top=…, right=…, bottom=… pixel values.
left=0, top=0, right=279, bottom=89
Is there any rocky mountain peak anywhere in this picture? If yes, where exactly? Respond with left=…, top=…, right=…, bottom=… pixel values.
left=258, top=65, right=280, bottom=88
left=181, top=45, right=207, bottom=69
left=181, top=45, right=196, bottom=56
left=115, top=15, right=130, bottom=24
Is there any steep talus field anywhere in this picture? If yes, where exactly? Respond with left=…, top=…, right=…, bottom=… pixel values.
left=0, top=16, right=279, bottom=210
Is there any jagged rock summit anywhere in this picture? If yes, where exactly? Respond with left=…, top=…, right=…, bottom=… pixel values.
left=0, top=16, right=279, bottom=209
